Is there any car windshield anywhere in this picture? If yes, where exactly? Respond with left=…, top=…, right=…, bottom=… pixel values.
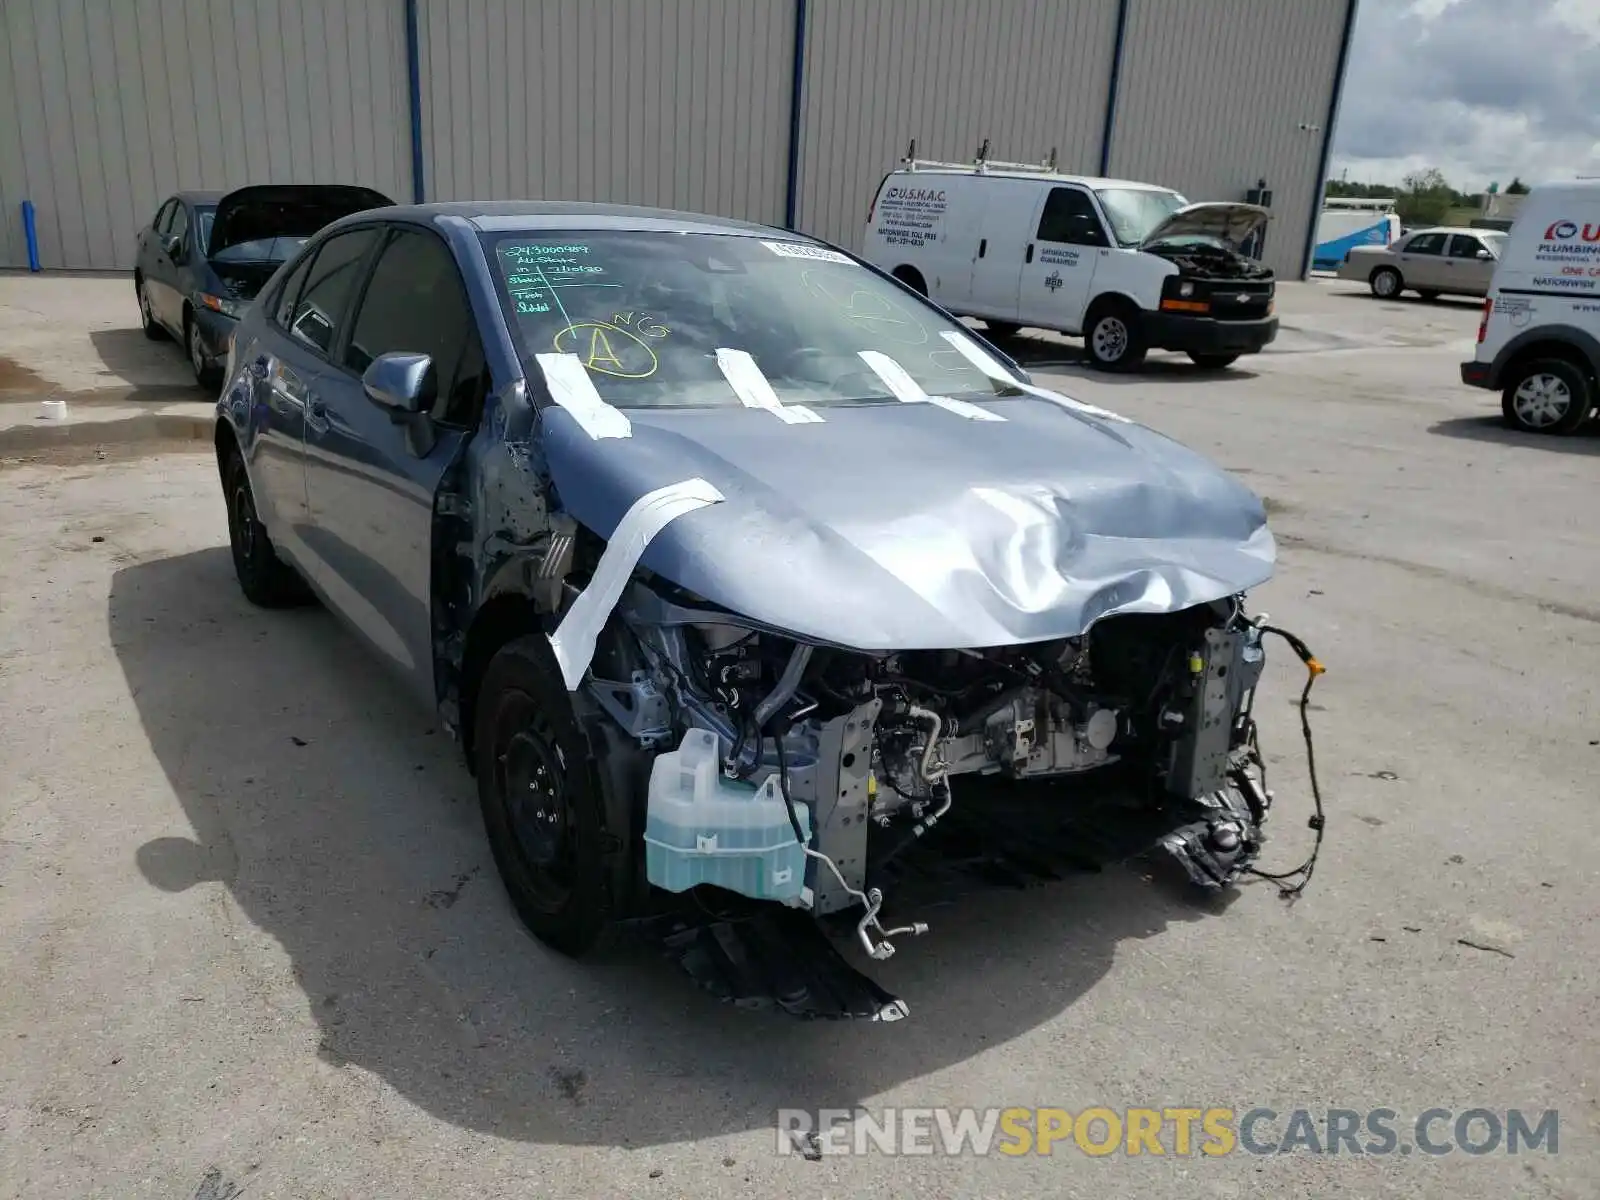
left=196, top=208, right=308, bottom=263
left=486, top=231, right=1026, bottom=409
left=1483, top=232, right=1507, bottom=257
left=1094, top=188, right=1187, bottom=247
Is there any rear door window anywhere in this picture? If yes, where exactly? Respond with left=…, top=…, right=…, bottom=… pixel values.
left=1405, top=232, right=1446, bottom=255
left=285, top=228, right=379, bottom=358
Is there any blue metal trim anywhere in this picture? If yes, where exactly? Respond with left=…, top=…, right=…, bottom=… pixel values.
left=783, top=0, right=809, bottom=229
left=1097, top=0, right=1131, bottom=176
left=1301, top=0, right=1361, bottom=278
left=404, top=0, right=426, bottom=204
left=21, top=200, right=41, bottom=272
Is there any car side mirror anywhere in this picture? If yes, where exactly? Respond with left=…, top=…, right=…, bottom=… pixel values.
left=163, top=234, right=183, bottom=260
left=363, top=351, right=437, bottom=416
left=1476, top=249, right=1493, bottom=260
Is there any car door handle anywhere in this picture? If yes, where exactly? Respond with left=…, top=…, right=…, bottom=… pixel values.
left=1025, top=243, right=1034, bottom=264
left=978, top=238, right=987, bottom=258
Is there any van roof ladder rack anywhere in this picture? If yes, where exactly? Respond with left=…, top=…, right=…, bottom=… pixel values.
left=900, top=138, right=1060, bottom=176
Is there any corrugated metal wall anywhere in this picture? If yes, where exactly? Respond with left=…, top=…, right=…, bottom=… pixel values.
left=794, top=0, right=1122, bottom=251
left=0, top=0, right=412, bottom=270
left=415, top=0, right=794, bottom=225
left=1105, top=0, right=1351, bottom=277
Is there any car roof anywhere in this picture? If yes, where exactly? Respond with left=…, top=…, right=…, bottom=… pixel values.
left=172, top=190, right=226, bottom=207
left=378, top=200, right=790, bottom=239
left=892, top=167, right=1175, bottom=191
left=1408, top=226, right=1500, bottom=237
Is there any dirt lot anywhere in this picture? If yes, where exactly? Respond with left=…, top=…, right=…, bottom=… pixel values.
left=1, top=277, right=1596, bottom=1199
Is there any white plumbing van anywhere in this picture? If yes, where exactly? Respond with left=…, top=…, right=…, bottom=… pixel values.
left=861, top=150, right=1278, bottom=371
left=1460, top=179, right=1600, bottom=434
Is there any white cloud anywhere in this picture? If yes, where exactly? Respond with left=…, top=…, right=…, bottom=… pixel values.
left=1329, top=0, right=1600, bottom=191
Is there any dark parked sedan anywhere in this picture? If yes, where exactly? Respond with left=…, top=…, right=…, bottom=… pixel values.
left=213, top=201, right=1317, bottom=1019
left=134, top=185, right=391, bottom=389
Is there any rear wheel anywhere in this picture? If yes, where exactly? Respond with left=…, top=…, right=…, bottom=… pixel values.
left=1369, top=267, right=1403, bottom=299
left=1084, top=302, right=1147, bottom=370
left=891, top=265, right=927, bottom=296
left=475, top=635, right=621, bottom=957
left=1500, top=358, right=1594, bottom=435
left=224, top=450, right=311, bottom=607
left=1187, top=352, right=1240, bottom=370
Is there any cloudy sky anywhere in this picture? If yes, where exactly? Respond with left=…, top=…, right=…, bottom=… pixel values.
left=1329, top=0, right=1600, bottom=191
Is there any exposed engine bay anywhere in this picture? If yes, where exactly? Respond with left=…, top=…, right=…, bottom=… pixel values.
left=582, top=571, right=1313, bottom=985
left=1146, top=239, right=1276, bottom=280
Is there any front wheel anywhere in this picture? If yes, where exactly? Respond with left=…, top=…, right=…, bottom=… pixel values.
left=1500, top=358, right=1594, bottom=435
left=475, top=635, right=622, bottom=957
left=137, top=277, right=166, bottom=341
left=1085, top=305, right=1148, bottom=370
left=1370, top=267, right=1403, bottom=299
left=1187, top=352, right=1240, bottom=370
left=187, top=313, right=222, bottom=391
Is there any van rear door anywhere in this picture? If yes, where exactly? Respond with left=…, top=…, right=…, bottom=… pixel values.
left=965, top=178, right=1042, bottom=321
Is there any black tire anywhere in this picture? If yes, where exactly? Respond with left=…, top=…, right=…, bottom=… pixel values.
left=1084, top=301, right=1148, bottom=370
left=223, top=450, right=311, bottom=607
left=186, top=309, right=222, bottom=391
left=136, top=275, right=166, bottom=340
left=891, top=265, right=927, bottom=296
left=983, top=319, right=1022, bottom=339
left=1417, top=290, right=1440, bottom=302
left=475, top=635, right=623, bottom=957
left=1500, top=357, right=1595, bottom=435
left=1369, top=266, right=1403, bottom=299
left=1187, top=352, right=1240, bottom=369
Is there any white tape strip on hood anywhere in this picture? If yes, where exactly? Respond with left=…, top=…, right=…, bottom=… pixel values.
left=534, top=352, right=632, bottom=440
left=858, top=350, right=1006, bottom=421
left=715, top=348, right=824, bottom=424
left=547, top=478, right=725, bottom=690
left=938, top=331, right=1131, bottom=423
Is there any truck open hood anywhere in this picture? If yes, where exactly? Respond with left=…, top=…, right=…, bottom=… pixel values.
left=538, top=396, right=1276, bottom=651
left=1141, top=202, right=1270, bottom=250
left=206, top=185, right=393, bottom=256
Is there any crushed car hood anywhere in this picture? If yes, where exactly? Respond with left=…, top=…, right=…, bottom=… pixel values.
left=1142, top=202, right=1270, bottom=250
left=207, top=185, right=393, bottom=256
left=538, top=396, right=1275, bottom=650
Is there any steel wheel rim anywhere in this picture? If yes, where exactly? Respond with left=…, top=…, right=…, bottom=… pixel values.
left=230, top=480, right=258, bottom=563
left=494, top=691, right=576, bottom=910
left=1093, top=317, right=1128, bottom=361
left=1513, top=373, right=1571, bottom=427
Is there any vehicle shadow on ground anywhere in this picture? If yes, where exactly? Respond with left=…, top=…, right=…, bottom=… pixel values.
left=1000, top=333, right=1261, bottom=384
left=111, top=547, right=1225, bottom=1148
left=87, top=328, right=206, bottom=402
left=1327, top=289, right=1482, bottom=311
left=1428, top=414, right=1600, bottom=456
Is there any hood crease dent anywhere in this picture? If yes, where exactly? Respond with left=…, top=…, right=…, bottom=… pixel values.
left=537, top=389, right=1275, bottom=651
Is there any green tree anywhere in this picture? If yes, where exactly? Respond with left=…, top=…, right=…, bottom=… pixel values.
left=1506, top=176, right=1530, bottom=194
left=1397, top=168, right=1454, bottom=226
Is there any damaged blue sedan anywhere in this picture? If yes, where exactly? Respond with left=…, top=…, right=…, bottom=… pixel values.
left=214, top=201, right=1319, bottom=1020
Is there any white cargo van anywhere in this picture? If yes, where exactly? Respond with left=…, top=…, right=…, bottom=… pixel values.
left=1461, top=179, right=1600, bottom=434
left=862, top=150, right=1278, bottom=371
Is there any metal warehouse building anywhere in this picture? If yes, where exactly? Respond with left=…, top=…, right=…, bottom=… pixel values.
left=0, top=0, right=1356, bottom=279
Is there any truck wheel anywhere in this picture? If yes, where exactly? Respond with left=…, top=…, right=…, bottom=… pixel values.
left=983, top=320, right=1021, bottom=339
left=1369, top=267, right=1403, bottom=299
left=1500, top=358, right=1594, bottom=435
left=1187, top=352, right=1240, bottom=370
left=223, top=451, right=311, bottom=607
left=1085, top=302, right=1148, bottom=370
left=891, top=265, right=927, bottom=296
left=475, top=634, right=620, bottom=957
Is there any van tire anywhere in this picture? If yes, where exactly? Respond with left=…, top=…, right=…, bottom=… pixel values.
left=1084, top=301, right=1147, bottom=371
left=1187, top=352, right=1240, bottom=370
left=1417, top=290, right=1440, bottom=302
left=891, top=266, right=927, bottom=296
left=1369, top=267, right=1403, bottom=299
left=1500, top=358, right=1595, bottom=435
left=983, top=320, right=1021, bottom=339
